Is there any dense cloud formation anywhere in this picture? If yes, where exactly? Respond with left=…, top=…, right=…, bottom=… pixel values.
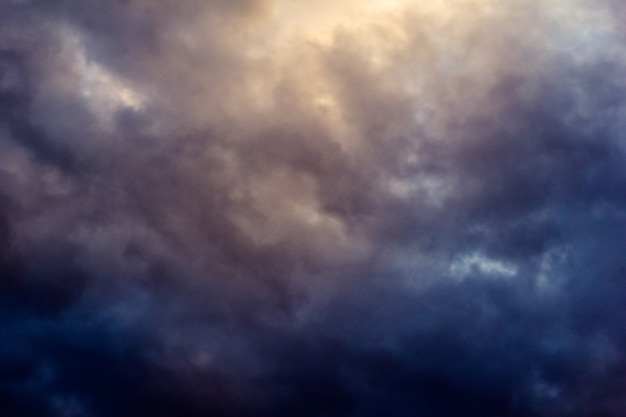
left=1, top=0, right=626, bottom=416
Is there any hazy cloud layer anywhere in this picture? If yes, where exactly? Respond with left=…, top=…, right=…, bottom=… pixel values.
left=1, top=1, right=625, bottom=416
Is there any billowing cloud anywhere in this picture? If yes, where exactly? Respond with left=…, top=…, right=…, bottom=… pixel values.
left=1, top=0, right=625, bottom=416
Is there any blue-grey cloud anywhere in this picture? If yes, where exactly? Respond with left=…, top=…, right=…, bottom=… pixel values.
left=1, top=1, right=625, bottom=416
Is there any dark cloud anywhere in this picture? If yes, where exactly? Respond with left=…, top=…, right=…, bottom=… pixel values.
left=0, top=0, right=625, bottom=416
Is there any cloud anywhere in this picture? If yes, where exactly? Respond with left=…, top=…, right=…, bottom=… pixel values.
left=1, top=0, right=626, bottom=416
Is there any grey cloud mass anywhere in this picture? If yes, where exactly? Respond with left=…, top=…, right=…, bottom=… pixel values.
left=0, top=0, right=625, bottom=416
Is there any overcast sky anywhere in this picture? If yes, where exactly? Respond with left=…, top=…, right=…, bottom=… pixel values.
left=1, top=1, right=625, bottom=416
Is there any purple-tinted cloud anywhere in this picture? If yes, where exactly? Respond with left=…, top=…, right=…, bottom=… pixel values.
left=1, top=1, right=625, bottom=416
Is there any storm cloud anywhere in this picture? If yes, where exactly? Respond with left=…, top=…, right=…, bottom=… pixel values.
left=1, top=0, right=625, bottom=416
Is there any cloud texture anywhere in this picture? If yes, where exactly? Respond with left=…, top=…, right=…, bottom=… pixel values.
left=1, top=0, right=626, bottom=416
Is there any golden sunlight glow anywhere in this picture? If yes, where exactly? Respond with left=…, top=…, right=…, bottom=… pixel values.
left=159, top=0, right=617, bottom=257
left=268, top=0, right=412, bottom=45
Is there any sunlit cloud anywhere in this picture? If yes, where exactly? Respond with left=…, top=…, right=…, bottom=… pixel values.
left=0, top=0, right=625, bottom=416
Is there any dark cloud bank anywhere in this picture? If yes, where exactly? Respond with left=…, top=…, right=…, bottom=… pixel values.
left=1, top=1, right=626, bottom=416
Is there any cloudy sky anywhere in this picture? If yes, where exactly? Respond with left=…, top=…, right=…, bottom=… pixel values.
left=1, top=0, right=625, bottom=416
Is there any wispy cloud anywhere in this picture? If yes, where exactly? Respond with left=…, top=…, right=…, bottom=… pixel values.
left=1, top=1, right=625, bottom=416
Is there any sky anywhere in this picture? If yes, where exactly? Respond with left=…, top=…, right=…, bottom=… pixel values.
left=0, top=0, right=625, bottom=416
